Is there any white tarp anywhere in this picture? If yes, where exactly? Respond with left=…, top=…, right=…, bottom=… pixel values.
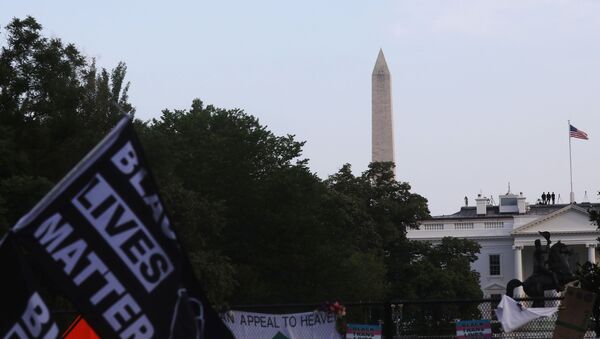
left=222, top=310, right=342, bottom=339
left=495, top=295, right=558, bottom=333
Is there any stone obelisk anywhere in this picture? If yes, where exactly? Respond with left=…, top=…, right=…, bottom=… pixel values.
left=372, top=49, right=395, bottom=172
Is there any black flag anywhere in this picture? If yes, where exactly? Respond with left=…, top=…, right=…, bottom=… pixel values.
left=0, top=234, right=59, bottom=339
left=11, top=116, right=233, bottom=338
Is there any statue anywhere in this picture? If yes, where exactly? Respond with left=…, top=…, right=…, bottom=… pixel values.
left=506, top=232, right=576, bottom=307
left=533, top=236, right=560, bottom=289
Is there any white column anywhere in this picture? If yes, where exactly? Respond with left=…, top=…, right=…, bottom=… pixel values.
left=513, top=245, right=524, bottom=297
left=587, top=244, right=596, bottom=264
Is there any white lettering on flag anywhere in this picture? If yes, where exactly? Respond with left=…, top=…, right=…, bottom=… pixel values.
left=111, top=141, right=176, bottom=240
left=4, top=293, right=59, bottom=339
left=31, top=213, right=155, bottom=338
left=72, top=174, right=174, bottom=292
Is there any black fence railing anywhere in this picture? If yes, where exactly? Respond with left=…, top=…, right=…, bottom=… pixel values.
left=229, top=296, right=598, bottom=338
left=391, top=297, right=559, bottom=338
left=391, top=296, right=600, bottom=338
left=51, top=296, right=599, bottom=338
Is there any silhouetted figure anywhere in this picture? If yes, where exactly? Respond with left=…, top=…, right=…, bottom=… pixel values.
left=464, top=196, right=468, bottom=207
left=542, top=192, right=547, bottom=205
left=547, top=192, right=551, bottom=205
left=551, top=192, right=555, bottom=204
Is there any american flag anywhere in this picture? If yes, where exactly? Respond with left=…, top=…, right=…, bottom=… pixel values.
left=570, top=124, right=589, bottom=140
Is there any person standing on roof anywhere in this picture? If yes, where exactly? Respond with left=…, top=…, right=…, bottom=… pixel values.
left=542, top=192, right=547, bottom=205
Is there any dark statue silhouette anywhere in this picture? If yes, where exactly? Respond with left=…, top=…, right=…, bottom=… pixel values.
left=506, top=232, right=576, bottom=307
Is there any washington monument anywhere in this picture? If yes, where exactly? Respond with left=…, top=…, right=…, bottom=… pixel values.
left=372, top=49, right=395, bottom=172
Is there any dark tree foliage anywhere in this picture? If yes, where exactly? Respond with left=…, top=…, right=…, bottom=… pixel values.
left=575, top=198, right=600, bottom=335
left=0, top=17, right=132, bottom=181
left=0, top=16, right=133, bottom=235
left=576, top=262, right=600, bottom=335
left=391, top=237, right=482, bottom=334
left=0, top=16, right=484, bottom=312
left=390, top=237, right=481, bottom=300
left=325, top=165, right=481, bottom=299
left=326, top=164, right=481, bottom=332
left=0, top=175, right=53, bottom=231
left=138, top=103, right=398, bottom=304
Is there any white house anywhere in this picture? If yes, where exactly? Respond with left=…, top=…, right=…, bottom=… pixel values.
left=407, top=191, right=600, bottom=298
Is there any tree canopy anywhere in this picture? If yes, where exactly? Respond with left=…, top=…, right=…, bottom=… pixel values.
left=0, top=16, right=483, bottom=309
left=575, top=200, right=600, bottom=335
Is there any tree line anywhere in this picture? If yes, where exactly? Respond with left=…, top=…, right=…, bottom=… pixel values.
left=0, top=17, right=483, bottom=309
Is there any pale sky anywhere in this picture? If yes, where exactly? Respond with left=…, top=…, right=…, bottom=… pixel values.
left=3, top=1, right=600, bottom=215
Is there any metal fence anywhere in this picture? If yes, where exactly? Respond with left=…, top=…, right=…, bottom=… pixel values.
left=392, top=296, right=598, bottom=339
left=230, top=296, right=598, bottom=338
left=51, top=296, right=599, bottom=338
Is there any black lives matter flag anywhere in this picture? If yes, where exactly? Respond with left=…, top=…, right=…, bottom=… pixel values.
left=11, top=115, right=233, bottom=339
left=0, top=234, right=59, bottom=339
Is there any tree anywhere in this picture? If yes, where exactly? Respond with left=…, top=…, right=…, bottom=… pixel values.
left=325, top=163, right=481, bottom=334
left=389, top=237, right=481, bottom=300
left=575, top=199, right=600, bottom=335
left=139, top=101, right=395, bottom=304
left=575, top=262, right=600, bottom=335
left=137, top=100, right=308, bottom=304
left=0, top=16, right=137, bottom=315
left=390, top=237, right=482, bottom=334
left=325, top=162, right=430, bottom=252
left=0, top=175, right=53, bottom=233
left=0, top=16, right=133, bottom=183
left=0, top=17, right=134, bottom=236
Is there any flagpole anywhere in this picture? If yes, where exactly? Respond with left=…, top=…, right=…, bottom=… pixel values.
left=568, top=120, right=574, bottom=203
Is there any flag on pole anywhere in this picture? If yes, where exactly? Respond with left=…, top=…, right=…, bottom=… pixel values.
left=10, top=115, right=234, bottom=339
left=570, top=124, right=589, bottom=140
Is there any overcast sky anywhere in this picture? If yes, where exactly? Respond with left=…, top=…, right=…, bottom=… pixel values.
left=3, top=1, right=600, bottom=215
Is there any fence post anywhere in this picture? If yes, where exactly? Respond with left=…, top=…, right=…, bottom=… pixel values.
left=383, top=301, right=393, bottom=338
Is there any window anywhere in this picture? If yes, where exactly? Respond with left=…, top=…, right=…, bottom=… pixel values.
left=501, top=197, right=517, bottom=206
left=489, top=254, right=501, bottom=276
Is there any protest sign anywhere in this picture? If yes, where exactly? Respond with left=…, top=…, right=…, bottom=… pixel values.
left=553, top=286, right=596, bottom=339
left=455, top=319, right=491, bottom=338
left=222, top=310, right=341, bottom=339
left=346, top=323, right=382, bottom=339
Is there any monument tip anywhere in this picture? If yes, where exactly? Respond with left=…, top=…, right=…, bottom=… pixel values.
left=373, top=49, right=389, bottom=75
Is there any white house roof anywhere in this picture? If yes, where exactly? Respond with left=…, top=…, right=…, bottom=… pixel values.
left=512, top=204, right=596, bottom=235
